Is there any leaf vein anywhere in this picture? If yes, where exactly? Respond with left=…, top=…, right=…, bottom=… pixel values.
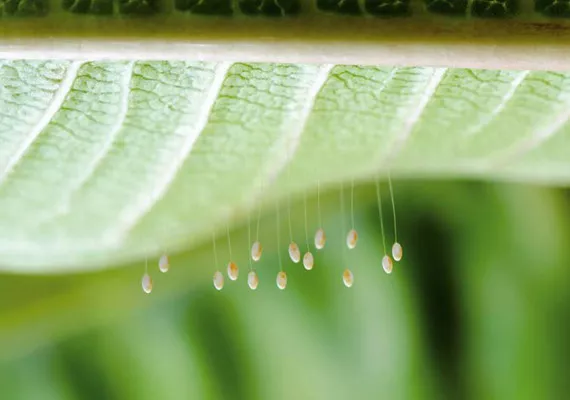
left=111, top=62, right=233, bottom=244
left=386, top=67, right=447, bottom=167
left=264, top=64, right=334, bottom=188
left=464, top=70, right=529, bottom=137
left=0, top=61, right=82, bottom=179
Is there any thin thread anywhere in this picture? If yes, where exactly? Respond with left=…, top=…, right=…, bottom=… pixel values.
left=388, top=173, right=398, bottom=242
left=286, top=137, right=293, bottom=244
left=145, top=257, right=148, bottom=273
left=340, top=182, right=346, bottom=257
left=375, top=178, right=387, bottom=254
left=276, top=199, right=283, bottom=271
left=247, top=213, right=253, bottom=271
left=212, top=231, right=218, bottom=268
left=287, top=192, right=293, bottom=243
left=256, top=202, right=261, bottom=241
left=226, top=223, right=232, bottom=260
left=303, top=191, right=310, bottom=251
left=350, top=178, right=355, bottom=229
left=317, top=180, right=323, bottom=228
left=255, top=182, right=263, bottom=241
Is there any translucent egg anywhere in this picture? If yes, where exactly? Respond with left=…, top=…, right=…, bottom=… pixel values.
left=382, top=255, right=393, bottom=274
left=276, top=271, right=287, bottom=290
left=392, top=242, right=403, bottom=262
left=158, top=254, right=170, bottom=273
left=251, top=241, right=262, bottom=262
left=314, top=228, right=326, bottom=250
left=346, top=229, right=358, bottom=249
left=248, top=270, right=259, bottom=290
left=288, top=242, right=301, bottom=263
left=342, top=269, right=354, bottom=288
left=142, top=273, right=153, bottom=294
left=227, top=261, right=239, bottom=281
left=303, top=252, right=314, bottom=271
left=213, top=271, right=224, bottom=290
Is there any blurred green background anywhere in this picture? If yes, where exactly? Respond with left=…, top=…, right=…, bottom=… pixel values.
left=0, top=180, right=568, bottom=400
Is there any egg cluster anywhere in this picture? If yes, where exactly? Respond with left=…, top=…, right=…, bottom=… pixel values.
left=141, top=177, right=403, bottom=294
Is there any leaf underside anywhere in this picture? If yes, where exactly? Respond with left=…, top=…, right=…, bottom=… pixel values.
left=1, top=61, right=570, bottom=272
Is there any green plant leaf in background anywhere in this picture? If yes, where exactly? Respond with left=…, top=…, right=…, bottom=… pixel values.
left=1, top=182, right=569, bottom=400
left=2, top=61, right=570, bottom=272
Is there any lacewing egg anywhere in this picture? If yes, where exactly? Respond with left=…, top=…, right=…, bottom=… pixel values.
left=248, top=270, right=259, bottom=290
left=382, top=255, right=393, bottom=274
left=314, top=228, right=326, bottom=250
left=251, top=241, right=262, bottom=262
left=303, top=252, right=314, bottom=271
left=392, top=242, right=403, bottom=262
left=142, top=273, right=153, bottom=294
left=158, top=254, right=170, bottom=273
left=213, top=271, right=224, bottom=290
left=288, top=242, right=301, bottom=263
left=227, top=261, right=239, bottom=281
left=276, top=271, right=287, bottom=290
left=346, top=229, right=358, bottom=249
left=342, top=269, right=354, bottom=288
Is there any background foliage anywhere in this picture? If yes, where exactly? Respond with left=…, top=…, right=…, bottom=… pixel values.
left=0, top=180, right=568, bottom=399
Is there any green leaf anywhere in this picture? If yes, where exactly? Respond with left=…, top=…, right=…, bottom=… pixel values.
left=1, top=61, right=570, bottom=272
